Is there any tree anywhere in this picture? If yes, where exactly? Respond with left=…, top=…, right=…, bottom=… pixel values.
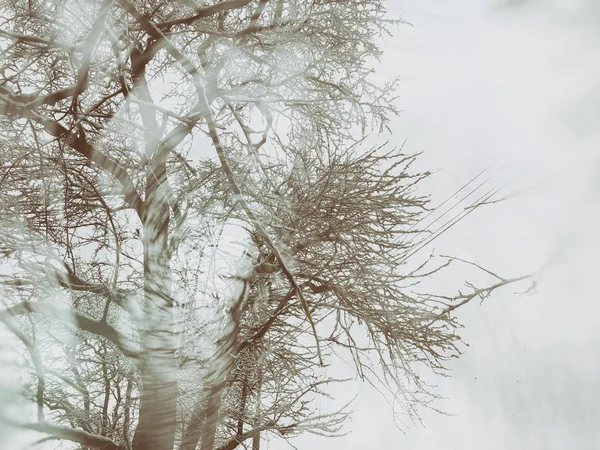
left=0, top=1, right=528, bottom=450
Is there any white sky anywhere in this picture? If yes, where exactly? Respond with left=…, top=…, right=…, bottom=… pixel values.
left=273, top=0, right=600, bottom=449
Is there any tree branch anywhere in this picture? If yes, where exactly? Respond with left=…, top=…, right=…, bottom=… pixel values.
left=0, top=85, right=79, bottom=112
left=34, top=114, right=145, bottom=218
left=0, top=302, right=138, bottom=360
left=215, top=424, right=274, bottom=450
left=21, top=422, right=123, bottom=450
left=0, top=29, right=75, bottom=51
left=57, top=269, right=129, bottom=307
left=156, top=0, right=255, bottom=28
left=208, top=118, right=324, bottom=366
left=0, top=89, right=145, bottom=218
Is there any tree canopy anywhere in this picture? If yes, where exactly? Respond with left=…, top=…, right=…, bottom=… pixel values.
left=0, top=1, right=526, bottom=449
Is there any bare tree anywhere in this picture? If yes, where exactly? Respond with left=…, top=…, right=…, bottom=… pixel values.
left=0, top=1, right=528, bottom=450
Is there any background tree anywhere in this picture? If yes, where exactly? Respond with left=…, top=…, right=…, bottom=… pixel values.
left=0, top=1, right=528, bottom=450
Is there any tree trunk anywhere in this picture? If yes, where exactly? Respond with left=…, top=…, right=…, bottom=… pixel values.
left=179, top=276, right=250, bottom=450
left=251, top=431, right=260, bottom=450
left=101, top=342, right=111, bottom=435
left=251, top=373, right=262, bottom=450
left=237, top=380, right=248, bottom=440
left=178, top=397, right=206, bottom=450
left=123, top=373, right=134, bottom=449
left=199, top=381, right=227, bottom=450
left=132, top=160, right=178, bottom=450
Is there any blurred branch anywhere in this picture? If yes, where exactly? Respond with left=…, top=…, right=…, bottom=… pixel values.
left=21, top=422, right=123, bottom=450
left=0, top=302, right=138, bottom=360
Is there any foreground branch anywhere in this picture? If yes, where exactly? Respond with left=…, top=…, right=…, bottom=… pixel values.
left=22, top=422, right=123, bottom=450
left=0, top=302, right=138, bottom=360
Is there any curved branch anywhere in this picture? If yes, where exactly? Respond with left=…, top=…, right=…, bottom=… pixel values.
left=0, top=90, right=145, bottom=218
left=157, top=0, right=254, bottom=28
left=33, top=114, right=145, bottom=218
left=215, top=424, right=273, bottom=450
left=21, top=422, right=123, bottom=450
left=0, top=302, right=138, bottom=360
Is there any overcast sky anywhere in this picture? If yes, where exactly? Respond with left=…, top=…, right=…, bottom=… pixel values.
left=273, top=1, right=600, bottom=449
